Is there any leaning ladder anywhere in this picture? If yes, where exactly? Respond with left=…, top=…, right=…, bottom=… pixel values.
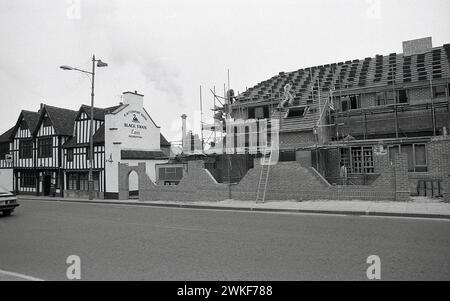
left=255, top=151, right=271, bottom=204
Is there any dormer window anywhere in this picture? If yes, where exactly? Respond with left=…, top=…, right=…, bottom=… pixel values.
left=341, top=95, right=360, bottom=112
left=285, top=106, right=308, bottom=118
left=248, top=106, right=269, bottom=119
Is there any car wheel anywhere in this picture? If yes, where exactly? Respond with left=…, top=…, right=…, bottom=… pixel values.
left=2, top=210, right=13, bottom=216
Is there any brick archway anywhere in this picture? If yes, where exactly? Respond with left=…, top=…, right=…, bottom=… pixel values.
left=118, top=163, right=148, bottom=201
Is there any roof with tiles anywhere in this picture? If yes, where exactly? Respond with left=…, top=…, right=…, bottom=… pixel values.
left=160, top=133, right=171, bottom=147
left=35, top=105, right=78, bottom=136
left=233, top=43, right=450, bottom=132
left=20, top=110, right=41, bottom=134
left=78, top=104, right=122, bottom=121
left=0, top=127, right=15, bottom=143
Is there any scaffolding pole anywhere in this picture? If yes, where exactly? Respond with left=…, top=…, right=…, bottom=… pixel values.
left=200, top=85, right=204, bottom=152
left=430, top=76, right=436, bottom=136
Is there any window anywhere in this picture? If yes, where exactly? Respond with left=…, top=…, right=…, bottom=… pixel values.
left=388, top=144, right=427, bottom=172
left=20, top=172, right=36, bottom=188
left=398, top=90, right=408, bottom=103
left=79, top=173, right=89, bottom=191
left=375, top=92, right=386, bottom=106
left=248, top=106, right=269, bottom=119
left=19, top=140, right=33, bottom=158
left=159, top=167, right=183, bottom=182
left=67, top=173, right=78, bottom=190
left=341, top=96, right=350, bottom=112
left=385, top=91, right=395, bottom=105
left=349, top=95, right=360, bottom=110
left=433, top=85, right=446, bottom=98
left=280, top=150, right=296, bottom=162
left=0, top=142, right=9, bottom=159
left=414, top=144, right=427, bottom=172
left=248, top=107, right=255, bottom=119
left=43, top=116, right=52, bottom=127
left=67, top=149, right=74, bottom=162
left=376, top=91, right=407, bottom=106
left=244, top=126, right=250, bottom=149
left=38, top=138, right=52, bottom=158
left=340, top=146, right=374, bottom=174
left=67, top=172, right=100, bottom=191
left=85, top=147, right=90, bottom=160
left=340, top=148, right=350, bottom=169
left=286, top=106, right=307, bottom=118
left=388, top=145, right=400, bottom=163
left=255, top=107, right=265, bottom=119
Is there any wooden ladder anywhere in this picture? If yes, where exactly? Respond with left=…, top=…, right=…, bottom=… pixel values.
left=256, top=151, right=272, bottom=204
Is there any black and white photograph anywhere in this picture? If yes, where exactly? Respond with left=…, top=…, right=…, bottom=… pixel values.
left=0, top=0, right=449, bottom=287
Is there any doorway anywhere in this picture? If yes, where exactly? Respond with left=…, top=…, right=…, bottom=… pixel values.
left=128, top=170, right=139, bottom=199
left=43, top=175, right=52, bottom=196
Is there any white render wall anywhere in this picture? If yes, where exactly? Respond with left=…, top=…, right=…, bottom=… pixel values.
left=0, top=168, right=13, bottom=191
left=104, top=92, right=167, bottom=194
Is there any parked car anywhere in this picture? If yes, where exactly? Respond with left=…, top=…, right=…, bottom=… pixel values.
left=0, top=185, right=19, bottom=216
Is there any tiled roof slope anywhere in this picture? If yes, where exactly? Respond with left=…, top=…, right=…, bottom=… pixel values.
left=271, top=107, right=321, bottom=132
left=39, top=105, right=78, bottom=136
left=79, top=104, right=122, bottom=121
left=21, top=110, right=41, bottom=133
left=160, top=133, right=171, bottom=147
left=0, top=127, right=15, bottom=142
left=234, top=44, right=450, bottom=131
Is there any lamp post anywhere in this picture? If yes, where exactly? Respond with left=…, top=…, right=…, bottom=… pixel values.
left=60, top=55, right=108, bottom=200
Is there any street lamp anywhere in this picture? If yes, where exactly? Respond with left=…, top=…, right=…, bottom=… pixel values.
left=60, top=55, right=108, bottom=200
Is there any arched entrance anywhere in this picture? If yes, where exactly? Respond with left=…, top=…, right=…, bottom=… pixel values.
left=128, top=170, right=139, bottom=199
left=118, top=163, right=150, bottom=201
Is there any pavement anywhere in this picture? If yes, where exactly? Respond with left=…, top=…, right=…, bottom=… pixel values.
left=17, top=195, right=450, bottom=220
left=1, top=200, right=449, bottom=280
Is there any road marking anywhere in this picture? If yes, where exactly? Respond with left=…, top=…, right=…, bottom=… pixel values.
left=0, top=269, right=44, bottom=281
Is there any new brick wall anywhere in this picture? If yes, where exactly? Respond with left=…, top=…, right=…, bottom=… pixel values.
left=408, top=136, right=450, bottom=197
left=443, top=153, right=450, bottom=203
left=119, top=152, right=409, bottom=202
left=280, top=131, right=315, bottom=149
left=143, top=161, right=229, bottom=202
left=394, top=153, right=411, bottom=201
left=409, top=87, right=431, bottom=105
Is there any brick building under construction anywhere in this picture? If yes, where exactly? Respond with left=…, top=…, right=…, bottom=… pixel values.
left=149, top=38, right=449, bottom=203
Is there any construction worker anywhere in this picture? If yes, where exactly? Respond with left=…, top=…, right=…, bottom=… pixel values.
left=340, top=161, right=348, bottom=185
left=279, top=83, right=294, bottom=108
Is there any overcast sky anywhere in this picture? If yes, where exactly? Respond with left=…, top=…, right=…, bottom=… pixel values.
left=0, top=0, right=449, bottom=142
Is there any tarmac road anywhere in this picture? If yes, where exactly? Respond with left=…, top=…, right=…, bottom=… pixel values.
left=0, top=200, right=449, bottom=281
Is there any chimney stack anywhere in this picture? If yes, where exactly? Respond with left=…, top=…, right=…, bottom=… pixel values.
left=122, top=91, right=144, bottom=108
left=181, top=114, right=187, bottom=151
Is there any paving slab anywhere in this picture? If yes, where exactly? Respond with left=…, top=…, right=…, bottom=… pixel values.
left=17, top=195, right=450, bottom=219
